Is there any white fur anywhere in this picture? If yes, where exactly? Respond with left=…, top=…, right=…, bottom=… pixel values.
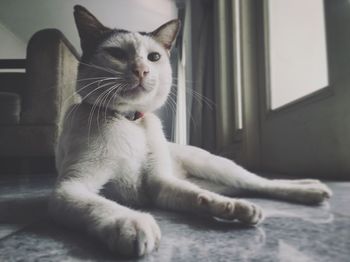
left=50, top=18, right=332, bottom=257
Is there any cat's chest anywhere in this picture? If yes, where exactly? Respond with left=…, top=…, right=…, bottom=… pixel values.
left=102, top=119, right=150, bottom=206
left=105, top=119, right=148, bottom=159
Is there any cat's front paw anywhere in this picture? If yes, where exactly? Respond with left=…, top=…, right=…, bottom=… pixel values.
left=198, top=193, right=264, bottom=225
left=234, top=199, right=264, bottom=225
left=103, top=213, right=161, bottom=257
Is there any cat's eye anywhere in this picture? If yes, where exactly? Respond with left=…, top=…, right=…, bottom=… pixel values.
left=105, top=47, right=128, bottom=61
left=148, top=52, right=161, bottom=62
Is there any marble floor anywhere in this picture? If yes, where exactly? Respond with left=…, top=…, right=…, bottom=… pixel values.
left=0, top=174, right=349, bottom=262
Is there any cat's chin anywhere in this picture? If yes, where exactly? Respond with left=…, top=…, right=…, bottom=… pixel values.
left=120, top=84, right=147, bottom=98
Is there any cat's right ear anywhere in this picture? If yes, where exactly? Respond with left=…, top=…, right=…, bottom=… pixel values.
left=74, top=5, right=111, bottom=54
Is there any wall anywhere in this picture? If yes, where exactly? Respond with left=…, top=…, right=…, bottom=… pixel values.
left=259, top=0, right=350, bottom=179
left=0, top=0, right=178, bottom=54
left=0, top=21, right=26, bottom=58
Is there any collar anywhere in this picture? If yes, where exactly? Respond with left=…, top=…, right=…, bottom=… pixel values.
left=81, top=102, right=144, bottom=121
left=123, top=111, right=145, bottom=121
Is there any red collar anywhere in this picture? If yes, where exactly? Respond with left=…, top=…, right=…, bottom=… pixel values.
left=109, top=110, right=144, bottom=121
left=133, top=111, right=144, bottom=120
left=125, top=111, right=144, bottom=121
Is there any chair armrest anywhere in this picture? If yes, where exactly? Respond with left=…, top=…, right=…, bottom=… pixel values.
left=21, top=29, right=80, bottom=130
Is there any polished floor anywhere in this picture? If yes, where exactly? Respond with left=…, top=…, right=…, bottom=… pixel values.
left=0, top=174, right=349, bottom=262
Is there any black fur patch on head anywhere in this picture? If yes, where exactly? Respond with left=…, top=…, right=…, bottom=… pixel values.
left=74, top=5, right=134, bottom=62
left=80, top=30, right=112, bottom=62
left=80, top=29, right=131, bottom=62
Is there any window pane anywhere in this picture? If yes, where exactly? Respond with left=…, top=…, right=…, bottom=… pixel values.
left=267, top=0, right=329, bottom=109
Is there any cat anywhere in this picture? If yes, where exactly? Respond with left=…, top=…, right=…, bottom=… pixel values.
left=49, top=5, right=332, bottom=257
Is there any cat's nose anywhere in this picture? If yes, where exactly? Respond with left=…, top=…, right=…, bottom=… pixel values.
left=132, top=64, right=149, bottom=79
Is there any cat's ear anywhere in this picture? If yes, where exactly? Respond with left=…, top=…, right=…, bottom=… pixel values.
left=74, top=5, right=111, bottom=53
left=151, top=19, right=181, bottom=51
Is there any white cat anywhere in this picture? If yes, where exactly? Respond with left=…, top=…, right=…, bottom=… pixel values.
left=49, top=5, right=332, bottom=257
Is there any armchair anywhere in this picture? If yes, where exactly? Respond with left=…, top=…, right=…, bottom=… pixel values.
left=0, top=29, right=80, bottom=172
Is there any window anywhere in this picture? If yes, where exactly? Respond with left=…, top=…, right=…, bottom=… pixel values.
left=266, top=0, right=329, bottom=110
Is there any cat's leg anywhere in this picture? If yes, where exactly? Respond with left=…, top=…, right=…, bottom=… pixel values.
left=273, top=178, right=322, bottom=184
left=168, top=143, right=332, bottom=205
left=142, top=113, right=263, bottom=225
left=49, top=167, right=161, bottom=257
left=147, top=175, right=264, bottom=225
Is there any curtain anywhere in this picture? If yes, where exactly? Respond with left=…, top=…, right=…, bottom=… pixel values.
left=186, top=0, right=238, bottom=154
left=187, top=0, right=216, bottom=151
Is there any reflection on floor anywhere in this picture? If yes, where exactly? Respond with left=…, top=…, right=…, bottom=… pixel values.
left=0, top=174, right=349, bottom=262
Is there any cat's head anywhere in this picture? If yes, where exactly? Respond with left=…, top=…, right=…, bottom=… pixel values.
left=74, top=5, right=180, bottom=114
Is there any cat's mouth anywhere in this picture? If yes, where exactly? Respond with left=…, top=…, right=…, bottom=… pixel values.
left=121, top=84, right=146, bottom=97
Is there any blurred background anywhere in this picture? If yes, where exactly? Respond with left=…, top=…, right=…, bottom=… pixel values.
left=0, top=0, right=178, bottom=56
left=0, top=0, right=350, bottom=180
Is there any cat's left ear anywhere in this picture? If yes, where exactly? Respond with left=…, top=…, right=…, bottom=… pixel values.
left=151, top=19, right=181, bottom=51
left=74, top=5, right=111, bottom=54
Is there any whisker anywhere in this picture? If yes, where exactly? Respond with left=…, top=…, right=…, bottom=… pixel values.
left=64, top=81, right=116, bottom=121
left=172, top=77, right=195, bottom=84
left=62, top=78, right=116, bottom=107
left=65, top=82, right=114, bottom=130
left=88, top=89, right=112, bottom=145
left=166, top=92, right=177, bottom=115
left=169, top=89, right=198, bottom=130
left=171, top=82, right=216, bottom=111
left=97, top=90, right=112, bottom=141
left=107, top=82, right=128, bottom=113
left=104, top=82, right=128, bottom=119
left=102, top=84, right=119, bottom=124
left=188, top=89, right=216, bottom=106
left=77, top=77, right=120, bottom=82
